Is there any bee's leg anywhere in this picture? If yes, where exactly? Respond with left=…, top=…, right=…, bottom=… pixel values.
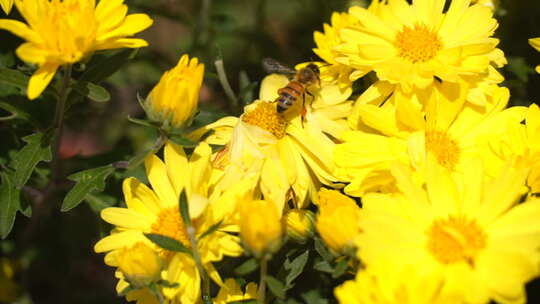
left=301, top=90, right=315, bottom=128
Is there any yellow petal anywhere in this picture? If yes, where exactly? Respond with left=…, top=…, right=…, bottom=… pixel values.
left=164, top=142, right=188, bottom=197
left=27, top=63, right=59, bottom=100
left=0, top=19, right=40, bottom=43
left=144, top=154, right=177, bottom=208
left=100, top=207, right=152, bottom=230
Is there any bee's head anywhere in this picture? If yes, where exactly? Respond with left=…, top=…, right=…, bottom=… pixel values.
left=307, top=63, right=320, bottom=76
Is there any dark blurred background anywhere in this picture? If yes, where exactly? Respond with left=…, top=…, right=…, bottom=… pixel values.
left=1, top=0, right=539, bottom=303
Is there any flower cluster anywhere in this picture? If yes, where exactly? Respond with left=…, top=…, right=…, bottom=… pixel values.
left=5, top=0, right=533, bottom=303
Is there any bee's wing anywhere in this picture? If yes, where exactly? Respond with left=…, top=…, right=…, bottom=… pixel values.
left=262, top=58, right=296, bottom=75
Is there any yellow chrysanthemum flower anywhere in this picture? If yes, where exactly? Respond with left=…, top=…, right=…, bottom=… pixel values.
left=145, top=54, right=204, bottom=129
left=95, top=142, right=248, bottom=304
left=485, top=103, right=540, bottom=194
left=313, top=12, right=356, bottom=87
left=334, top=0, right=502, bottom=92
left=0, top=0, right=153, bottom=99
left=283, top=208, right=314, bottom=243
left=190, top=74, right=352, bottom=213
left=0, top=0, right=13, bottom=14
left=335, top=260, right=462, bottom=304
left=355, top=159, right=540, bottom=304
left=116, top=242, right=162, bottom=289
left=239, top=199, right=283, bottom=257
left=530, top=38, right=540, bottom=74
left=316, top=188, right=361, bottom=254
left=214, top=279, right=258, bottom=304
left=335, top=82, right=526, bottom=197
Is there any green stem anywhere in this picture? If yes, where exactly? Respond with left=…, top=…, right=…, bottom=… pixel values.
left=187, top=224, right=212, bottom=304
left=51, top=64, right=72, bottom=180
left=258, top=256, right=268, bottom=304
left=0, top=113, right=17, bottom=121
left=215, top=59, right=239, bottom=110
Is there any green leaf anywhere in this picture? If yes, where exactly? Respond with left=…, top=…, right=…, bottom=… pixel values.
left=264, top=275, right=286, bottom=299
left=85, top=193, right=117, bottom=213
left=72, top=81, right=111, bottom=102
left=144, top=233, right=191, bottom=254
left=156, top=279, right=180, bottom=288
left=61, top=165, right=115, bottom=212
left=169, top=134, right=198, bottom=148
left=178, top=190, right=191, bottom=225
left=11, top=133, right=52, bottom=188
left=0, top=173, right=22, bottom=239
left=301, top=289, right=328, bottom=304
left=79, top=49, right=139, bottom=83
left=284, top=250, right=309, bottom=288
left=0, top=101, right=31, bottom=121
left=332, top=258, right=349, bottom=278
left=198, top=219, right=223, bottom=241
left=0, top=67, right=30, bottom=91
left=128, top=116, right=159, bottom=129
left=313, top=260, right=333, bottom=273
left=314, top=237, right=333, bottom=262
left=234, top=258, right=259, bottom=276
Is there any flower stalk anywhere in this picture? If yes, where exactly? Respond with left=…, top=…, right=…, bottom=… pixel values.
left=51, top=64, right=72, bottom=180
left=258, top=255, right=268, bottom=304
left=187, top=224, right=212, bottom=304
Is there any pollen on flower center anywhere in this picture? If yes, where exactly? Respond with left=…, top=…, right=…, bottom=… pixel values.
left=394, top=24, right=442, bottom=63
left=426, top=216, right=487, bottom=266
left=241, top=102, right=287, bottom=139
left=425, top=130, right=461, bottom=170
left=151, top=207, right=190, bottom=252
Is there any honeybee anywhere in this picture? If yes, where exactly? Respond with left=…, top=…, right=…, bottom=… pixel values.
left=262, top=58, right=321, bottom=115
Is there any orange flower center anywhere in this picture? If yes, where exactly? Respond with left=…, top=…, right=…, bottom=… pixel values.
left=426, top=216, right=487, bottom=266
left=241, top=102, right=287, bottom=139
left=395, top=24, right=442, bottom=63
left=425, top=130, right=461, bottom=170
left=151, top=207, right=191, bottom=258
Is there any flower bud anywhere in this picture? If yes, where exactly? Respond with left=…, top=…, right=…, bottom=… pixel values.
left=283, top=209, right=314, bottom=243
left=239, top=200, right=283, bottom=257
left=145, top=54, right=204, bottom=129
left=316, top=188, right=361, bottom=254
left=116, top=243, right=162, bottom=288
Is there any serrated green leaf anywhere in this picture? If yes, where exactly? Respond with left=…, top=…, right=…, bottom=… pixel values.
left=61, top=165, right=115, bottom=212
left=79, top=49, right=139, bottom=83
left=234, top=258, right=259, bottom=276
left=198, top=219, right=223, bottom=241
left=314, top=237, right=333, bottom=262
left=178, top=190, right=191, bottom=225
left=72, top=81, right=111, bottom=102
left=144, top=233, right=192, bottom=254
left=265, top=275, right=285, bottom=299
left=0, top=172, right=22, bottom=239
left=284, top=250, right=309, bottom=288
left=332, top=258, right=349, bottom=278
left=11, top=133, right=52, bottom=188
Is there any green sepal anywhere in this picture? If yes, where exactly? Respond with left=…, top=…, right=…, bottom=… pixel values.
left=198, top=219, right=223, bottom=241
left=178, top=190, right=191, bottom=226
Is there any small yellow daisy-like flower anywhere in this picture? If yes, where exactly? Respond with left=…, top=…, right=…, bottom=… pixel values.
left=335, top=82, right=526, bottom=197
left=190, top=74, right=351, bottom=213
left=529, top=37, right=540, bottom=74
left=95, top=142, right=247, bottom=304
left=239, top=199, right=283, bottom=257
left=0, top=0, right=153, bottom=100
left=485, top=103, right=540, bottom=194
left=214, top=279, right=258, bottom=304
left=356, top=159, right=540, bottom=304
left=0, top=0, right=13, bottom=14
left=316, top=188, right=361, bottom=254
left=145, top=54, right=204, bottom=129
left=116, top=243, right=162, bottom=289
left=335, top=260, right=462, bottom=304
left=334, top=0, right=502, bottom=91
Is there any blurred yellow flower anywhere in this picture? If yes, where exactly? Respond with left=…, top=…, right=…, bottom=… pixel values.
left=530, top=37, right=540, bottom=73
left=334, top=0, right=502, bottom=92
left=190, top=74, right=351, bottom=213
left=335, top=82, right=526, bottom=197
left=95, top=142, right=247, bottom=304
left=239, top=199, right=283, bottom=257
left=0, top=0, right=153, bottom=99
left=145, top=54, right=204, bottom=129
left=0, top=0, right=13, bottom=14
left=283, top=208, right=315, bottom=243
left=485, top=103, right=540, bottom=194
left=214, top=279, right=258, bottom=304
left=356, top=159, right=540, bottom=304
left=0, top=257, right=20, bottom=303
left=116, top=242, right=162, bottom=289
left=335, top=260, right=462, bottom=304
left=316, top=188, right=361, bottom=254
